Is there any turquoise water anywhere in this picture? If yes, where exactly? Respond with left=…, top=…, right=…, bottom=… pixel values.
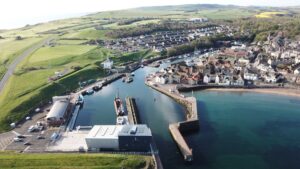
left=74, top=64, right=300, bottom=169
left=180, top=91, right=300, bottom=169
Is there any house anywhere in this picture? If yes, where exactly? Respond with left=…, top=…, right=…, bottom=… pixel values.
left=102, top=57, right=114, bottom=69
left=244, top=73, right=258, bottom=81
left=296, top=57, right=300, bottom=64
left=203, top=75, right=210, bottom=84
left=238, top=58, right=250, bottom=64
left=265, top=75, right=277, bottom=83
left=294, top=68, right=300, bottom=75
left=215, top=75, right=220, bottom=84
left=271, top=51, right=281, bottom=59
left=155, top=75, right=167, bottom=84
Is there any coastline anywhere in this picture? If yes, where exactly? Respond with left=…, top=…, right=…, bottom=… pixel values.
left=205, top=88, right=300, bottom=98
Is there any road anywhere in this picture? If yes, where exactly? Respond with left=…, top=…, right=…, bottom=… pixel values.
left=0, top=37, right=53, bottom=95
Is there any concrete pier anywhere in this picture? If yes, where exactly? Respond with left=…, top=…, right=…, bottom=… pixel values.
left=146, top=82, right=199, bottom=162
left=126, top=97, right=163, bottom=169
left=125, top=97, right=140, bottom=124
left=169, top=124, right=193, bottom=161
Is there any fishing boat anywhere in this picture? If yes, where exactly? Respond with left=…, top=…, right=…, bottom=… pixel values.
left=114, top=91, right=125, bottom=116
left=86, top=89, right=94, bottom=95
left=125, top=77, right=133, bottom=83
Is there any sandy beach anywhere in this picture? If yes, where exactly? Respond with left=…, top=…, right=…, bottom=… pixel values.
left=205, top=88, right=300, bottom=98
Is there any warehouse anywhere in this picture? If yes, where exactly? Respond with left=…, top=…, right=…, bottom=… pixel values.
left=46, top=96, right=70, bottom=126
left=85, top=125, right=122, bottom=151
left=85, top=125, right=152, bottom=152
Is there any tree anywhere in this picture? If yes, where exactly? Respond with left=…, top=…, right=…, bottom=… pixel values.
left=15, top=36, right=23, bottom=40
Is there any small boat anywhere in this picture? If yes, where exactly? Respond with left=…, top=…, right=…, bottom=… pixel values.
left=92, top=86, right=100, bottom=91
left=86, top=89, right=94, bottom=95
left=141, top=65, right=144, bottom=68
left=116, top=116, right=129, bottom=125
left=131, top=72, right=135, bottom=76
left=122, top=77, right=126, bottom=82
left=114, top=91, right=125, bottom=116
left=125, top=77, right=133, bottom=83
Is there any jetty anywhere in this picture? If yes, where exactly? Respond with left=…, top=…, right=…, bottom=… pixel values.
left=146, top=82, right=199, bottom=162
left=125, top=97, right=163, bottom=169
left=125, top=97, right=140, bottom=124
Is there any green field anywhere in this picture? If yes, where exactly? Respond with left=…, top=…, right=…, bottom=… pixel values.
left=26, top=45, right=96, bottom=63
left=0, top=152, right=153, bottom=169
left=57, top=39, right=88, bottom=45
left=0, top=37, right=44, bottom=78
left=0, top=45, right=112, bottom=131
left=62, top=28, right=110, bottom=40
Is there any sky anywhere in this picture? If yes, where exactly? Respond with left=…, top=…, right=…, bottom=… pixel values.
left=1, top=0, right=300, bottom=29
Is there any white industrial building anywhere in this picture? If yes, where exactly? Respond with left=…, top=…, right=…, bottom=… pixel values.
left=85, top=125, right=122, bottom=150
left=46, top=96, right=70, bottom=126
left=85, top=125, right=152, bottom=152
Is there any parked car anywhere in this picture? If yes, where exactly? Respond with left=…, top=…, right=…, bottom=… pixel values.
left=37, top=136, right=45, bottom=140
left=17, top=135, right=26, bottom=138
left=23, top=142, right=31, bottom=146
left=13, top=138, right=23, bottom=142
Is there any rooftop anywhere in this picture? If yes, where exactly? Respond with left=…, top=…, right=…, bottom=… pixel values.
left=119, top=125, right=152, bottom=137
left=85, top=125, right=123, bottom=139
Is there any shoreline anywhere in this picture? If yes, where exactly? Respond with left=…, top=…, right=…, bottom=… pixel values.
left=204, top=88, right=300, bottom=98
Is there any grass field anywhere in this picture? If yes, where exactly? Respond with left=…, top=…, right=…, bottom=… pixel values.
left=0, top=152, right=153, bottom=169
left=0, top=37, right=42, bottom=63
left=62, top=28, right=111, bottom=40
left=90, top=7, right=257, bottom=20
left=0, top=37, right=44, bottom=77
left=255, top=11, right=287, bottom=18
left=26, top=45, right=95, bottom=63
left=57, top=39, right=88, bottom=45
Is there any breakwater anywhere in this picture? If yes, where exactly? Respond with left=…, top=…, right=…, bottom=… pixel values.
left=125, top=97, right=140, bottom=124
left=145, top=82, right=199, bottom=161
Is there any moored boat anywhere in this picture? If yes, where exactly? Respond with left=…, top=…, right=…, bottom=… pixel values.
left=114, top=91, right=125, bottom=116
left=125, top=77, right=133, bottom=83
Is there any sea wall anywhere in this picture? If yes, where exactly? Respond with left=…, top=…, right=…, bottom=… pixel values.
left=145, top=82, right=199, bottom=162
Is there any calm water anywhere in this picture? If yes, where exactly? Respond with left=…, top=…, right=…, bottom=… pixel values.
left=74, top=64, right=300, bottom=169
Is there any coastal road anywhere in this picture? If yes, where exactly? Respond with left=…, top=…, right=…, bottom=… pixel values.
left=0, top=37, right=53, bottom=95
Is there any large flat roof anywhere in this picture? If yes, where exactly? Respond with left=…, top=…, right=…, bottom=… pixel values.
left=85, top=125, right=123, bottom=139
left=85, top=125, right=152, bottom=139
left=119, top=125, right=152, bottom=137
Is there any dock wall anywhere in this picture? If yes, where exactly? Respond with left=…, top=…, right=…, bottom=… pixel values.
left=169, top=124, right=193, bottom=162
left=177, top=84, right=280, bottom=92
left=126, top=97, right=140, bottom=124
left=145, top=82, right=199, bottom=162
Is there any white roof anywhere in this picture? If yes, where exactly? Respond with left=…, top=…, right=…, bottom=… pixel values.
left=46, top=100, right=69, bottom=120
left=85, top=125, right=124, bottom=140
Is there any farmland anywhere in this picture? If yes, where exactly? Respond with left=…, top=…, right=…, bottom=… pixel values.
left=0, top=37, right=44, bottom=78
left=255, top=11, right=287, bottom=18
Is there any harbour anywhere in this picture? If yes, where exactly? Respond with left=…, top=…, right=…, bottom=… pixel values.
left=71, top=63, right=300, bottom=169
